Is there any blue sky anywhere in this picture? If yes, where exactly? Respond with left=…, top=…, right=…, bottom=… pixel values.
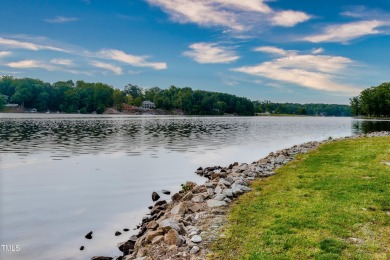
left=0, top=0, right=389, bottom=104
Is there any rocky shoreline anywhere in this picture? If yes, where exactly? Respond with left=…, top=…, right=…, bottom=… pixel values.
left=92, top=131, right=390, bottom=260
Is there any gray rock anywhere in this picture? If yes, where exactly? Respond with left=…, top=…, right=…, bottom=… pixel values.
left=275, top=155, right=286, bottom=164
left=225, top=175, right=234, bottom=183
left=190, top=246, right=200, bottom=254
left=159, top=218, right=181, bottom=232
left=222, top=189, right=233, bottom=197
left=205, top=182, right=214, bottom=188
left=213, top=194, right=226, bottom=201
left=207, top=199, right=227, bottom=208
left=191, top=235, right=202, bottom=243
left=171, top=202, right=186, bottom=215
left=240, top=185, right=252, bottom=191
left=191, top=195, right=204, bottom=203
left=214, top=185, right=223, bottom=194
left=231, top=184, right=243, bottom=195
left=219, top=178, right=231, bottom=187
left=232, top=183, right=251, bottom=195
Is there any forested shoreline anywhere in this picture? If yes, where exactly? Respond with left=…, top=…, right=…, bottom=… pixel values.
left=0, top=76, right=351, bottom=116
left=350, top=82, right=390, bottom=117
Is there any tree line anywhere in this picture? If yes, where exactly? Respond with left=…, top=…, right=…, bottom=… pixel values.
left=0, top=76, right=352, bottom=116
left=350, top=82, right=390, bottom=117
left=253, top=101, right=352, bottom=116
left=0, top=76, right=254, bottom=115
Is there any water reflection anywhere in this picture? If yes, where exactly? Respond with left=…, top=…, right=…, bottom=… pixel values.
left=0, top=116, right=257, bottom=158
left=352, top=119, right=390, bottom=134
left=1, top=114, right=390, bottom=260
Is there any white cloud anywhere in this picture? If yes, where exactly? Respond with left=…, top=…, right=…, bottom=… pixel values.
left=90, top=61, right=123, bottom=75
left=311, top=48, right=324, bottom=54
left=98, top=49, right=167, bottom=70
left=146, top=0, right=309, bottom=32
left=210, top=0, right=271, bottom=13
left=271, top=10, right=311, bottom=27
left=50, top=59, right=74, bottom=66
left=44, top=16, right=79, bottom=23
left=232, top=47, right=359, bottom=95
left=183, top=42, right=239, bottom=64
left=0, top=37, right=65, bottom=52
left=304, top=20, right=386, bottom=43
left=6, top=60, right=56, bottom=71
left=147, top=0, right=244, bottom=31
left=4, top=59, right=91, bottom=75
left=254, top=46, right=295, bottom=56
left=0, top=51, right=12, bottom=58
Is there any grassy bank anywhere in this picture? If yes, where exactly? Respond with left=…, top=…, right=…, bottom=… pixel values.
left=211, top=136, right=390, bottom=259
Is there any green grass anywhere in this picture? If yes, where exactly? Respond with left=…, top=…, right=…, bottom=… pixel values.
left=210, top=136, right=390, bottom=260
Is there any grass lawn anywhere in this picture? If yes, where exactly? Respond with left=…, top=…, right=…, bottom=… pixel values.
left=210, top=136, right=390, bottom=260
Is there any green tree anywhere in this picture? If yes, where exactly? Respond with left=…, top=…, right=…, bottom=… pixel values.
left=134, top=97, right=142, bottom=107
left=124, top=84, right=143, bottom=99
left=113, top=89, right=124, bottom=110
left=0, top=95, right=6, bottom=111
left=350, top=82, right=390, bottom=117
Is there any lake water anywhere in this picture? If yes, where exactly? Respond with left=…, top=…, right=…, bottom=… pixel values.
left=1, top=114, right=389, bottom=259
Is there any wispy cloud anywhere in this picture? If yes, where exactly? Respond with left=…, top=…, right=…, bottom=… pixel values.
left=311, top=48, right=324, bottom=54
left=98, top=49, right=167, bottom=70
left=7, top=59, right=56, bottom=70
left=254, top=46, right=296, bottom=56
left=233, top=46, right=359, bottom=94
left=44, top=16, right=79, bottom=23
left=0, top=35, right=168, bottom=74
left=50, top=59, right=74, bottom=66
left=4, top=59, right=91, bottom=75
left=183, top=42, right=239, bottom=64
left=271, top=10, right=311, bottom=27
left=303, top=20, right=387, bottom=43
left=0, top=37, right=66, bottom=52
left=0, top=51, right=12, bottom=58
left=90, top=60, right=123, bottom=75
left=341, top=5, right=390, bottom=20
left=146, top=0, right=310, bottom=33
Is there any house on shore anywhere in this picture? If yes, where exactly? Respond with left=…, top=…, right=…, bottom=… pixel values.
left=1, top=94, right=19, bottom=108
left=142, top=101, right=155, bottom=109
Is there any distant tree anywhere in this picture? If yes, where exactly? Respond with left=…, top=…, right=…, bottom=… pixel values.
left=124, top=84, right=143, bottom=99
left=113, top=89, right=124, bottom=110
left=298, top=108, right=307, bottom=115
left=134, top=97, right=142, bottom=107
left=0, top=95, right=6, bottom=111
left=350, top=82, right=390, bottom=117
left=0, top=76, right=16, bottom=97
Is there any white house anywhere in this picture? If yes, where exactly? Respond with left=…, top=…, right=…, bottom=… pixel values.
left=141, top=100, right=155, bottom=109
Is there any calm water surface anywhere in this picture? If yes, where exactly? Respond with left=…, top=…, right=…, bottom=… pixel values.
left=0, top=114, right=389, bottom=259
